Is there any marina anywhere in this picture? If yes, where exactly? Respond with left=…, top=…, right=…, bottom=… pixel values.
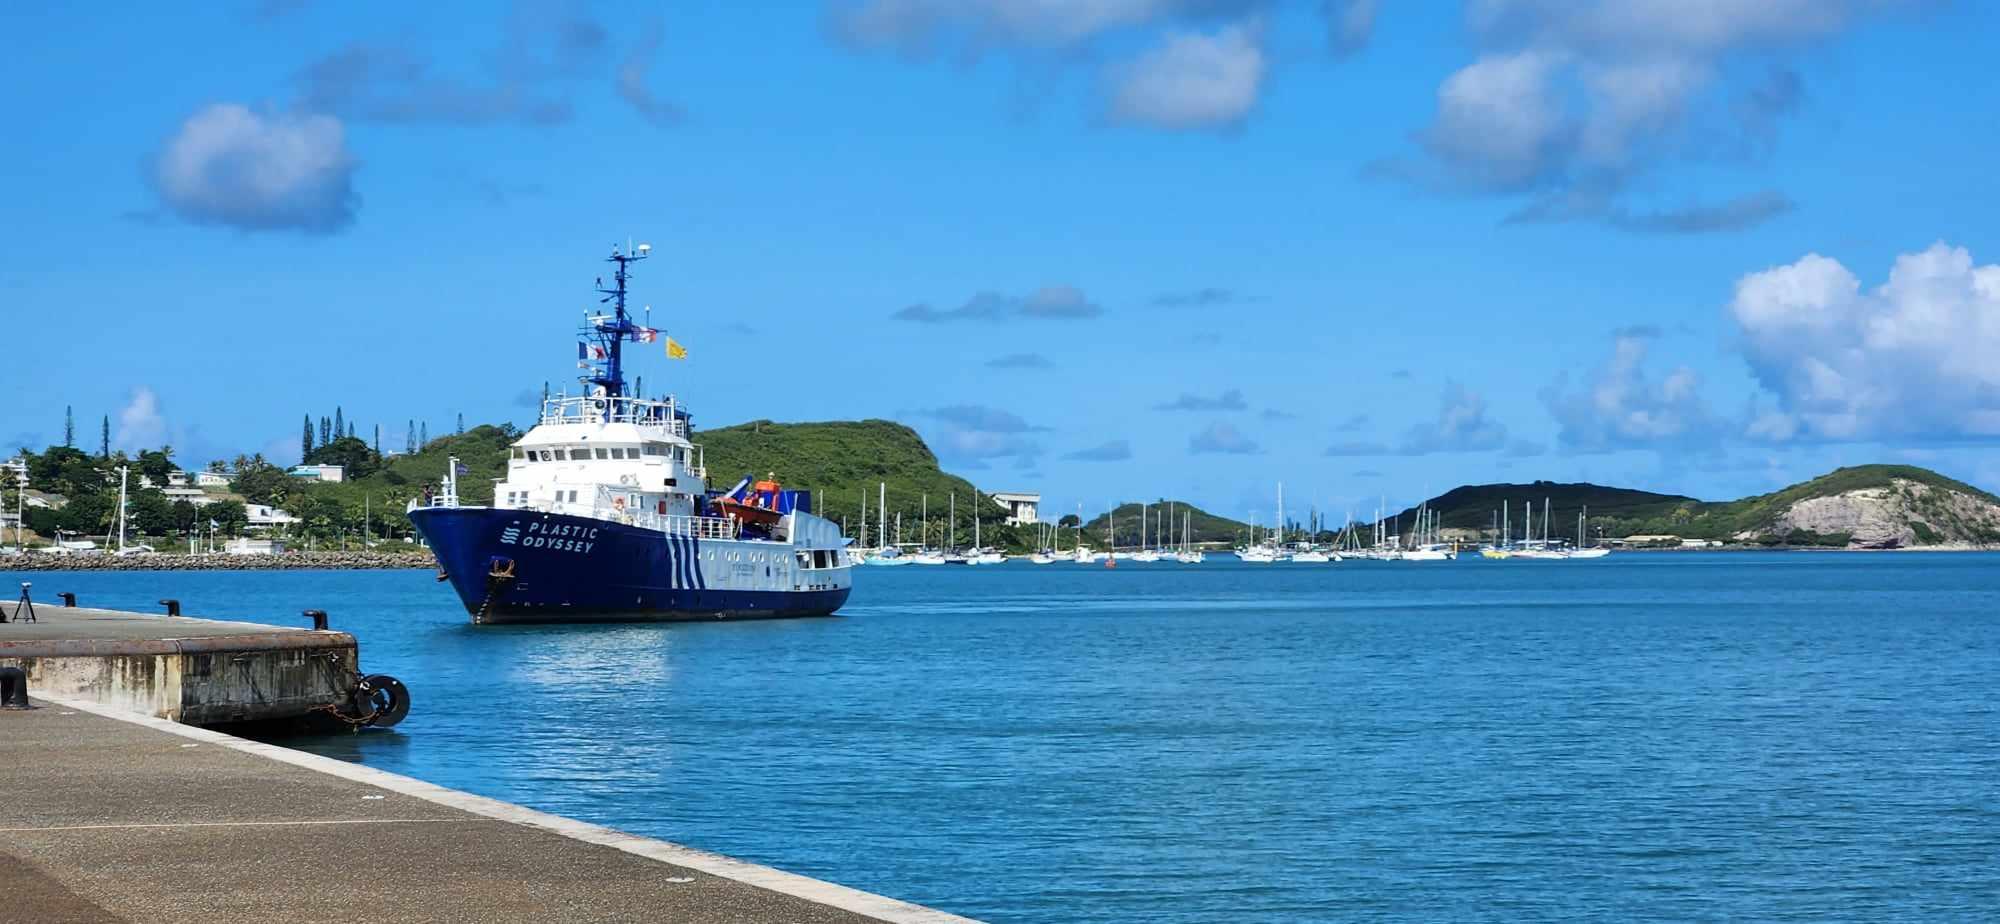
left=9, top=2, right=2000, bottom=919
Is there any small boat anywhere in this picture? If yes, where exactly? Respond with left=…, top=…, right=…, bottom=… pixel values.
left=1290, top=548, right=1334, bottom=563
left=860, top=546, right=913, bottom=566
left=713, top=475, right=787, bottom=529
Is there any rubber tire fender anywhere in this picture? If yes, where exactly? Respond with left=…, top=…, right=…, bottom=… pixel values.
left=361, top=674, right=412, bottom=728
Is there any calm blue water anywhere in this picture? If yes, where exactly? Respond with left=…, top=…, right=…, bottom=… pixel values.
left=10, top=553, right=2000, bottom=921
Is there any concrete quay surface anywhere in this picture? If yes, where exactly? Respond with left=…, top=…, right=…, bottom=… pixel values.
left=0, top=604, right=361, bottom=725
left=1, top=699, right=978, bottom=924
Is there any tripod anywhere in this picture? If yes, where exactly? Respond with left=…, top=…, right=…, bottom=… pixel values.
left=8, top=583, right=34, bottom=623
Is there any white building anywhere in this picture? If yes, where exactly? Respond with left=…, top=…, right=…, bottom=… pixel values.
left=195, top=470, right=236, bottom=487
left=2, top=455, right=29, bottom=483
left=224, top=537, right=286, bottom=555
left=245, top=504, right=299, bottom=529
left=289, top=464, right=345, bottom=483
left=991, top=491, right=1041, bottom=526
left=161, top=485, right=212, bottom=506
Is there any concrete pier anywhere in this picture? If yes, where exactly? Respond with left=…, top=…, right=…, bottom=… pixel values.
left=0, top=602, right=368, bottom=726
left=1, top=699, right=976, bottom=923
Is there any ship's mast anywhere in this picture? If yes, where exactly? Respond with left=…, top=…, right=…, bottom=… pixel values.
left=584, top=244, right=650, bottom=399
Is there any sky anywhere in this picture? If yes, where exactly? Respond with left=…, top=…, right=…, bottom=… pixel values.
left=4, top=0, right=2000, bottom=527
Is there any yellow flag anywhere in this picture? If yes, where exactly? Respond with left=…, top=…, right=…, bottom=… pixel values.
left=666, top=337, right=687, bottom=360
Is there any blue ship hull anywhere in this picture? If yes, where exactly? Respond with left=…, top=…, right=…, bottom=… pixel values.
left=409, top=507, right=850, bottom=625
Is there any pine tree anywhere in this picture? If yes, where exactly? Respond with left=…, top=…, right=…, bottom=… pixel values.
left=347, top=421, right=355, bottom=439
left=302, top=414, right=315, bottom=458
left=64, top=406, right=74, bottom=447
left=405, top=420, right=416, bottom=454
left=456, top=413, right=464, bottom=435
left=320, top=416, right=331, bottom=446
left=373, top=424, right=381, bottom=458
left=100, top=415, right=110, bottom=458
left=333, top=407, right=344, bottom=441
left=420, top=422, right=428, bottom=447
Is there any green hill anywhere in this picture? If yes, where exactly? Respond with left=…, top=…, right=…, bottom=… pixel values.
left=1082, top=501, right=1250, bottom=548
left=1381, top=481, right=1699, bottom=541
left=1389, top=465, right=2000, bottom=548
left=693, top=419, right=990, bottom=547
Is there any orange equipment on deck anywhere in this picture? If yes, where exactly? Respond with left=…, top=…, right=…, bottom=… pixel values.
left=714, top=473, right=786, bottom=528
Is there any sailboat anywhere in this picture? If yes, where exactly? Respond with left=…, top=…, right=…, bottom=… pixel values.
left=1131, top=504, right=1162, bottom=562
left=1401, top=503, right=1454, bottom=561
left=1569, top=505, right=1611, bottom=558
left=1511, top=497, right=1564, bottom=559
left=913, top=493, right=947, bottom=564
left=966, top=492, right=1004, bottom=564
left=1480, top=499, right=1513, bottom=559
left=1029, top=521, right=1059, bottom=564
left=110, top=467, right=154, bottom=557
left=1174, top=511, right=1204, bottom=563
left=860, top=483, right=913, bottom=566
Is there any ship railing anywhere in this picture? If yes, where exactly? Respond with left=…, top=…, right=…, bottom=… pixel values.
left=540, top=394, right=691, bottom=437
left=535, top=494, right=739, bottom=539
left=661, top=515, right=738, bottom=540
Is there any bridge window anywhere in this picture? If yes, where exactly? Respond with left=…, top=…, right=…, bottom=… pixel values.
left=593, top=448, right=608, bottom=460
left=609, top=448, right=627, bottom=460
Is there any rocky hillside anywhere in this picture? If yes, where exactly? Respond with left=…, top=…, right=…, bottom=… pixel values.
left=1396, top=465, right=2000, bottom=549
left=1723, top=466, right=2000, bottom=549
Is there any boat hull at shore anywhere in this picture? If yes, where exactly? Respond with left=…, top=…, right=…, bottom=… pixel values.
left=411, top=507, right=851, bottom=624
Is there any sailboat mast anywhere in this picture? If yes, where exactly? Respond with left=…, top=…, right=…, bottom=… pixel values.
left=116, top=466, right=129, bottom=554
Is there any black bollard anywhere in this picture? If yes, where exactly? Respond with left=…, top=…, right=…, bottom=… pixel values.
left=58, top=592, right=76, bottom=607
left=303, top=609, right=328, bottom=631
left=160, top=599, right=181, bottom=617
left=0, top=666, right=28, bottom=709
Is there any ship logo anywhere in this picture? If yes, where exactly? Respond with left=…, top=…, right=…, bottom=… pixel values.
left=500, top=523, right=522, bottom=545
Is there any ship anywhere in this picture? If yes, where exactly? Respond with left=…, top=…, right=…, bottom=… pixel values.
left=408, top=244, right=853, bottom=624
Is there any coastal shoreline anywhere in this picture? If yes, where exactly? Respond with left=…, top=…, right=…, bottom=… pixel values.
left=2, top=551, right=438, bottom=572
left=6, top=545, right=1994, bottom=574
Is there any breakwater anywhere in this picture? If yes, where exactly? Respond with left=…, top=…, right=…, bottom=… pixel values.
left=4, top=551, right=436, bottom=572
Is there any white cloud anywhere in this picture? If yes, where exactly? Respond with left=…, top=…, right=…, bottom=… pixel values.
left=1155, top=389, right=1248, bottom=412
left=617, top=21, right=683, bottom=126
left=1542, top=333, right=1722, bottom=451
left=916, top=404, right=1046, bottom=466
left=1324, top=0, right=1376, bottom=56
left=831, top=1, right=1238, bottom=50
left=1400, top=381, right=1510, bottom=454
left=893, top=285, right=1102, bottom=322
left=1730, top=242, right=2000, bottom=441
left=153, top=104, right=357, bottom=232
left=1189, top=421, right=1260, bottom=454
left=115, top=387, right=168, bottom=451
left=1108, top=22, right=1264, bottom=130
left=1403, top=0, right=1899, bottom=230
left=830, top=2, right=1293, bottom=131
left=1426, top=50, right=1568, bottom=190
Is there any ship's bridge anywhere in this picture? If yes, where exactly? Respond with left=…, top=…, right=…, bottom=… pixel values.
left=495, top=394, right=714, bottom=527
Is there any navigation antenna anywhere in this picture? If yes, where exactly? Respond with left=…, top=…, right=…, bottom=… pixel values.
left=581, top=242, right=652, bottom=399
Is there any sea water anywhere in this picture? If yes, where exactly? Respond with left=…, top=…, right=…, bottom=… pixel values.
left=13, top=553, right=1999, bottom=921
